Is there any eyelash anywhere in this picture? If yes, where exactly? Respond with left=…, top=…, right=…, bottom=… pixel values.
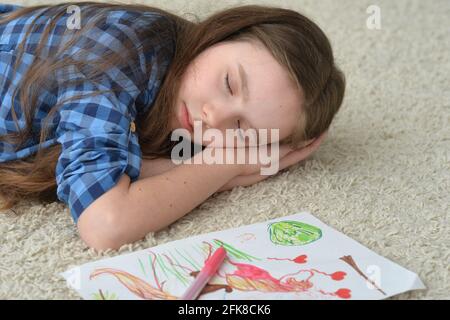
left=225, top=73, right=244, bottom=138
left=225, top=73, right=233, bottom=94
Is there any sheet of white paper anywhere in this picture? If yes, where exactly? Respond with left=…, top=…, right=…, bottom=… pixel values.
left=60, top=211, right=426, bottom=300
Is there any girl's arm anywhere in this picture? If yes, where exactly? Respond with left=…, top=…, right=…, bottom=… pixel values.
left=78, top=133, right=327, bottom=251
left=216, top=135, right=325, bottom=192
left=140, top=157, right=270, bottom=193
left=138, top=135, right=321, bottom=188
left=139, top=157, right=179, bottom=180
left=77, top=149, right=242, bottom=251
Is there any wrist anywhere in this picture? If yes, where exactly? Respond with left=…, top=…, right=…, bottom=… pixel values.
left=188, top=147, right=243, bottom=177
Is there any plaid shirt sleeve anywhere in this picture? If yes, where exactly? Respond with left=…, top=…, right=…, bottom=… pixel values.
left=55, top=82, right=141, bottom=224
left=52, top=10, right=174, bottom=223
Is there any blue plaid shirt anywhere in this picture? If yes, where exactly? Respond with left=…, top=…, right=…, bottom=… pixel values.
left=0, top=4, right=175, bottom=222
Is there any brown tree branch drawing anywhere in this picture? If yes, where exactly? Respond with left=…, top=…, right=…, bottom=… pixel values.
left=340, top=255, right=387, bottom=296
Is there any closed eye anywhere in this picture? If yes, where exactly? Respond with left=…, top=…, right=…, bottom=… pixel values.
left=237, top=120, right=246, bottom=140
left=225, top=73, right=232, bottom=94
left=225, top=73, right=245, bottom=140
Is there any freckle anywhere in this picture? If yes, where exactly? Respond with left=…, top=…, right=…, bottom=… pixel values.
left=169, top=203, right=173, bottom=207
left=183, top=181, right=187, bottom=184
left=138, top=188, right=142, bottom=192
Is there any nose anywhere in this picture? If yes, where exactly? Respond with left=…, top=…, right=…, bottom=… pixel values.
left=201, top=102, right=237, bottom=129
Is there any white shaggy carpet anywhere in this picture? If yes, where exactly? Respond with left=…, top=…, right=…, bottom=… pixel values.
left=0, top=0, right=449, bottom=300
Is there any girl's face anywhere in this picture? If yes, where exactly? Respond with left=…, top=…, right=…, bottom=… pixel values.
left=170, top=39, right=304, bottom=147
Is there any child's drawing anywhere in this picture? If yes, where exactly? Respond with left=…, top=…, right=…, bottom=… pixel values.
left=61, top=212, right=425, bottom=300
left=91, top=289, right=119, bottom=300
left=340, top=255, right=386, bottom=296
left=89, top=240, right=353, bottom=299
left=236, top=233, right=256, bottom=243
left=268, top=220, right=322, bottom=245
left=218, top=255, right=351, bottom=299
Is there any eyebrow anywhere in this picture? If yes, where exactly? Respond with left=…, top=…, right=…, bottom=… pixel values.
left=238, top=62, right=250, bottom=104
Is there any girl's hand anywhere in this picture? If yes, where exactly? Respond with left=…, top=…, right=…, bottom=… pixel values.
left=216, top=171, right=271, bottom=192
left=236, top=130, right=328, bottom=176
left=216, top=130, right=328, bottom=192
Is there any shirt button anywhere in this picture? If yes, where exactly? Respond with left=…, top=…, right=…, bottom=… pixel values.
left=130, top=121, right=136, bottom=133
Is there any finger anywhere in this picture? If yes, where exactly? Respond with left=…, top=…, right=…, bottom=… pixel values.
left=303, top=131, right=328, bottom=150
left=236, top=173, right=271, bottom=187
left=220, top=173, right=270, bottom=191
left=281, top=131, right=326, bottom=159
left=302, top=130, right=328, bottom=148
left=278, top=151, right=305, bottom=171
left=279, top=133, right=328, bottom=170
left=263, top=143, right=294, bottom=163
left=300, top=138, right=316, bottom=148
left=278, top=147, right=315, bottom=171
left=273, top=137, right=316, bottom=165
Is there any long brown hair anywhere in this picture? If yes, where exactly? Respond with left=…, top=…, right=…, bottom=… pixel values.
left=0, top=2, right=346, bottom=212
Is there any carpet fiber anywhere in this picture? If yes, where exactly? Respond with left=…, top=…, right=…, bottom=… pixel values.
left=0, top=0, right=448, bottom=299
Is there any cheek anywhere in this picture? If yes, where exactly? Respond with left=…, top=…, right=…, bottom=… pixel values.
left=182, top=73, right=202, bottom=98
left=180, top=71, right=194, bottom=93
left=188, top=61, right=218, bottom=92
left=277, top=107, right=301, bottom=139
left=179, top=64, right=197, bottom=94
left=187, top=60, right=204, bottom=81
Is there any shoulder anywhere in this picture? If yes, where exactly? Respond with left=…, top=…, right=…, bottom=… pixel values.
left=100, top=9, right=176, bottom=58
left=84, top=7, right=176, bottom=42
left=0, top=4, right=176, bottom=49
left=61, top=7, right=176, bottom=65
